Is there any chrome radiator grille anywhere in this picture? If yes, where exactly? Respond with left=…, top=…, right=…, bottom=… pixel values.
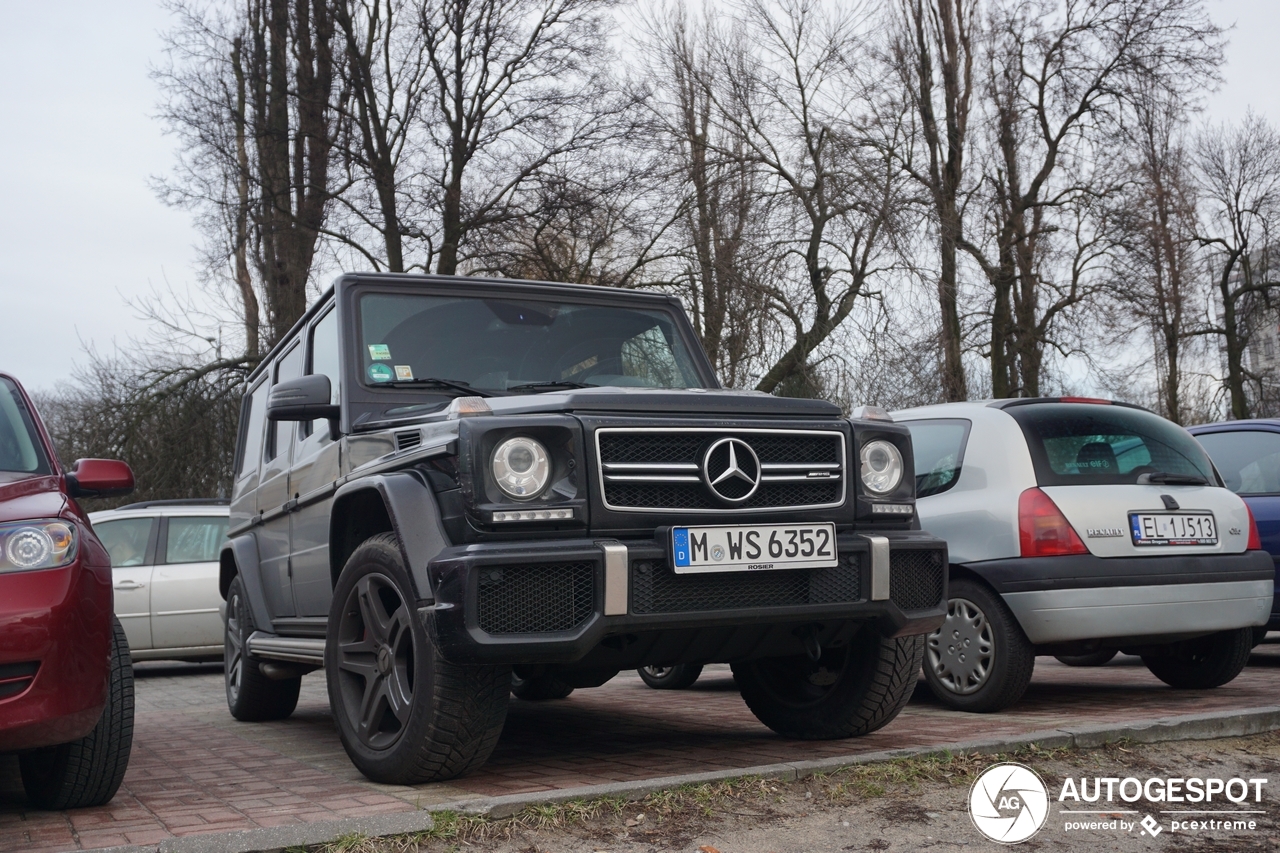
left=596, top=428, right=846, bottom=512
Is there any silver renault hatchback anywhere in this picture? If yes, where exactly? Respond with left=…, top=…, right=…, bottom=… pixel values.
left=893, top=398, right=1272, bottom=712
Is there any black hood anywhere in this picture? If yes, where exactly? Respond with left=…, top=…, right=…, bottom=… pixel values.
left=481, top=387, right=841, bottom=418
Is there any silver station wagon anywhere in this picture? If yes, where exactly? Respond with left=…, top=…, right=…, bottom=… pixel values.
left=90, top=500, right=229, bottom=662
left=893, top=399, right=1272, bottom=712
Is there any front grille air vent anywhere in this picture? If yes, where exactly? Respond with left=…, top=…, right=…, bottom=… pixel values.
left=477, top=563, right=595, bottom=634
left=0, top=661, right=38, bottom=701
left=597, top=428, right=846, bottom=512
left=395, top=429, right=422, bottom=452
left=631, top=554, right=861, bottom=614
left=889, top=550, right=946, bottom=610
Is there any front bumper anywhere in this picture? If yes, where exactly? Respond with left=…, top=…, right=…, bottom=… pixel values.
left=0, top=559, right=112, bottom=753
left=422, top=531, right=947, bottom=666
left=968, top=551, right=1274, bottom=645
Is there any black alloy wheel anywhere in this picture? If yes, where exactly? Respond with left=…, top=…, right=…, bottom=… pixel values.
left=326, top=533, right=510, bottom=784
left=333, top=572, right=418, bottom=751
left=638, top=664, right=704, bottom=690
left=224, top=575, right=300, bottom=722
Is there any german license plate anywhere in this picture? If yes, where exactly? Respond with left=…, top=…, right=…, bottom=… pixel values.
left=671, top=522, right=838, bottom=574
left=1129, top=512, right=1217, bottom=546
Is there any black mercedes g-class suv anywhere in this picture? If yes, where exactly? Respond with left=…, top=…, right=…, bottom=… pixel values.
left=220, top=273, right=947, bottom=784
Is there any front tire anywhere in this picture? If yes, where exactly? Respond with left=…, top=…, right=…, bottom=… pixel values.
left=638, top=664, right=703, bottom=690
left=20, top=617, right=134, bottom=809
left=225, top=574, right=300, bottom=722
left=923, top=578, right=1035, bottom=712
left=731, top=629, right=924, bottom=739
left=1141, top=628, right=1254, bottom=689
left=327, top=533, right=510, bottom=784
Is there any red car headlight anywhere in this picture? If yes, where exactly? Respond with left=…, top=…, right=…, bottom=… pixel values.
left=0, top=520, right=77, bottom=572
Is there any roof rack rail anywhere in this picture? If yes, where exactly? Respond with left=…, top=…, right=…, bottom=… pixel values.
left=113, top=498, right=231, bottom=510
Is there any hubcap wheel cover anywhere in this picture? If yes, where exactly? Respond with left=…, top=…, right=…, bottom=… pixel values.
left=927, top=597, right=995, bottom=695
left=335, top=573, right=416, bottom=751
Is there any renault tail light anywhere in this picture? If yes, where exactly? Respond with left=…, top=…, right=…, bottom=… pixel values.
left=1019, top=488, right=1088, bottom=557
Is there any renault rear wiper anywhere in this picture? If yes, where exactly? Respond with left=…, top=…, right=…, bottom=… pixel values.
left=1137, top=471, right=1210, bottom=486
left=506, top=380, right=593, bottom=393
left=380, top=378, right=503, bottom=397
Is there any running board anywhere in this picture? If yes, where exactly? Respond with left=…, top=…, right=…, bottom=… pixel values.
left=246, top=632, right=326, bottom=666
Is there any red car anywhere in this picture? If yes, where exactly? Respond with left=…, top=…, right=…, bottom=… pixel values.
left=0, top=372, right=136, bottom=808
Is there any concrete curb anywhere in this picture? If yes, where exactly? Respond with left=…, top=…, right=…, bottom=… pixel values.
left=86, top=704, right=1280, bottom=853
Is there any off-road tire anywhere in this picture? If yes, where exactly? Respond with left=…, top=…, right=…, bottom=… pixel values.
left=731, top=629, right=924, bottom=739
left=1141, top=628, right=1254, bottom=689
left=327, top=533, right=510, bottom=784
left=20, top=617, right=134, bottom=809
left=1054, top=650, right=1118, bottom=667
left=225, top=574, right=300, bottom=721
left=637, top=664, right=703, bottom=690
left=510, top=672, right=575, bottom=700
left=923, top=578, right=1035, bottom=712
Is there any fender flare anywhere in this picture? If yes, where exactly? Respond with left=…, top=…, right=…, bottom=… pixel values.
left=221, top=533, right=275, bottom=633
left=330, top=472, right=450, bottom=602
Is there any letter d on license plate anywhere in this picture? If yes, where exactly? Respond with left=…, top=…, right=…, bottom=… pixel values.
left=671, top=522, right=839, bottom=574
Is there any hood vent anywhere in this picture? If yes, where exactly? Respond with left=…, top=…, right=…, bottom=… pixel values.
left=394, top=429, right=422, bottom=452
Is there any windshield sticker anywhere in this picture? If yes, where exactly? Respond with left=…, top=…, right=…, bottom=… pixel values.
left=561, top=355, right=597, bottom=379
left=394, top=364, right=414, bottom=381
left=368, top=344, right=392, bottom=361
left=368, top=363, right=394, bottom=383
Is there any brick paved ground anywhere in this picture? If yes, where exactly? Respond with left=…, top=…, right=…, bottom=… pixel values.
left=4, top=646, right=1280, bottom=852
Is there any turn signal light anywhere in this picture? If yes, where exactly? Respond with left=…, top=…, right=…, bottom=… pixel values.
left=1246, top=504, right=1263, bottom=551
left=1019, top=488, right=1088, bottom=557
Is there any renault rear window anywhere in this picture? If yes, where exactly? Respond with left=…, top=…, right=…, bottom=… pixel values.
left=1005, top=403, right=1217, bottom=486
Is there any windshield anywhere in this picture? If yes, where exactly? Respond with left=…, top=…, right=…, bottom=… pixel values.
left=357, top=292, right=703, bottom=394
left=1195, top=430, right=1280, bottom=495
left=0, top=377, right=50, bottom=475
left=1006, top=403, right=1217, bottom=487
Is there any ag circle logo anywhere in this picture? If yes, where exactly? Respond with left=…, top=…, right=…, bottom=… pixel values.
left=969, top=762, right=1049, bottom=844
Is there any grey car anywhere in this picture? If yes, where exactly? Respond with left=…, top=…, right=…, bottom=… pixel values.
left=894, top=399, right=1272, bottom=712
left=219, top=273, right=949, bottom=784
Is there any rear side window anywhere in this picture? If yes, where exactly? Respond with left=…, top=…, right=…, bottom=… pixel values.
left=1195, top=430, right=1280, bottom=495
left=904, top=419, right=971, bottom=497
left=236, top=380, right=269, bottom=479
left=1007, top=403, right=1217, bottom=486
left=95, top=518, right=154, bottom=567
left=165, top=517, right=229, bottom=564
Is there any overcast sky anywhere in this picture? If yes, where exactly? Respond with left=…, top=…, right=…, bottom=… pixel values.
left=1, top=0, right=1277, bottom=393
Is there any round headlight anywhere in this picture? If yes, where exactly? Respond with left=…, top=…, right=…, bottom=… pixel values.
left=6, top=527, right=54, bottom=569
left=492, top=437, right=551, bottom=500
left=860, top=440, right=904, bottom=495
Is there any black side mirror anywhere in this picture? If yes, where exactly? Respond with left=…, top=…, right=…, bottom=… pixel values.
left=268, top=375, right=340, bottom=424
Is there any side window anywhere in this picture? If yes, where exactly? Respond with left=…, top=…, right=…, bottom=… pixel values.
left=237, top=379, right=269, bottom=479
left=301, top=307, right=340, bottom=439
left=904, top=419, right=972, bottom=498
left=1196, top=430, right=1280, bottom=494
left=164, top=517, right=230, bottom=564
left=266, top=343, right=303, bottom=461
left=95, top=518, right=155, bottom=568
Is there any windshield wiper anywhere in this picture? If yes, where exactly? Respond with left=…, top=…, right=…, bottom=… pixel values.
left=1137, top=471, right=1210, bottom=486
left=380, top=378, right=502, bottom=397
left=506, top=380, right=593, bottom=393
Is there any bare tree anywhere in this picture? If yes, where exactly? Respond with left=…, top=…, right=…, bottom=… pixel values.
left=703, top=0, right=913, bottom=396
left=893, top=0, right=976, bottom=401
left=332, top=0, right=430, bottom=272
left=959, top=0, right=1223, bottom=397
left=1192, top=112, right=1280, bottom=418
left=417, top=0, right=622, bottom=275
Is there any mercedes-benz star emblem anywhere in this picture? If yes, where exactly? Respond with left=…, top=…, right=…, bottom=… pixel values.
left=702, top=437, right=762, bottom=503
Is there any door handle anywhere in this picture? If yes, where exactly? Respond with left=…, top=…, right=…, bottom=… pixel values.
left=114, top=580, right=145, bottom=591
